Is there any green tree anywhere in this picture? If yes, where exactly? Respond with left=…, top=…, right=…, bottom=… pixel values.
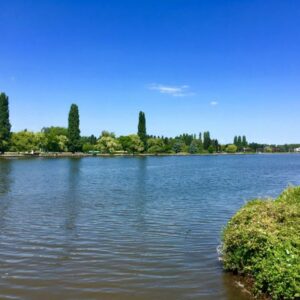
left=226, top=144, right=237, bottom=153
left=198, top=132, right=202, bottom=142
left=242, top=135, right=247, bottom=147
left=172, top=139, right=185, bottom=153
left=237, top=136, right=242, bottom=150
left=42, top=126, right=68, bottom=137
left=68, top=104, right=81, bottom=152
left=118, top=135, right=131, bottom=152
left=162, top=137, right=173, bottom=153
left=41, top=127, right=68, bottom=152
left=80, top=135, right=97, bottom=150
left=128, top=134, right=144, bottom=153
left=89, top=134, right=97, bottom=145
left=137, top=111, right=147, bottom=148
left=189, top=139, right=199, bottom=154
left=233, top=136, right=238, bottom=146
left=100, top=130, right=115, bottom=138
left=82, top=143, right=95, bottom=153
left=81, top=134, right=97, bottom=152
left=211, top=139, right=220, bottom=152
left=10, top=131, right=39, bottom=152
left=147, top=138, right=165, bottom=153
left=176, top=133, right=194, bottom=146
left=96, top=134, right=121, bottom=154
left=198, top=132, right=203, bottom=148
left=118, top=134, right=144, bottom=154
left=0, top=93, right=11, bottom=152
left=203, top=131, right=211, bottom=150
left=208, top=145, right=214, bottom=153
left=57, top=135, right=68, bottom=152
left=35, top=132, right=48, bottom=151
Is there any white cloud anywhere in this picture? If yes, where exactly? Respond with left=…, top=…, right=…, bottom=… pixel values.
left=148, top=83, right=194, bottom=97
left=210, top=101, right=218, bottom=106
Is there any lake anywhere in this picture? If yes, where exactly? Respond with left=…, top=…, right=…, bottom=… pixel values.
left=0, top=154, right=300, bottom=300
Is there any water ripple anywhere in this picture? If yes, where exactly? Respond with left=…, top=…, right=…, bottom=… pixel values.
left=1, top=155, right=300, bottom=299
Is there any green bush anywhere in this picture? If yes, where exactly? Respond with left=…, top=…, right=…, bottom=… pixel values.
left=208, top=145, right=214, bottom=153
left=222, top=186, right=300, bottom=299
left=225, top=144, right=237, bottom=153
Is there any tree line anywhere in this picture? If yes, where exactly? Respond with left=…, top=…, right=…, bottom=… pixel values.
left=0, top=92, right=299, bottom=154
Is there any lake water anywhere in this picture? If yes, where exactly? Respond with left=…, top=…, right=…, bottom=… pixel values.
left=0, top=154, right=300, bottom=300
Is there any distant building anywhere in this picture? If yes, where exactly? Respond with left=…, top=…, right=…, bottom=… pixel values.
left=294, top=147, right=300, bottom=152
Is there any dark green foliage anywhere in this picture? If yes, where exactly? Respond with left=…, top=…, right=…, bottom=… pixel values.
left=233, top=136, right=238, bottom=145
left=237, top=136, right=242, bottom=150
left=90, top=134, right=97, bottom=144
left=81, top=135, right=97, bottom=153
left=42, top=127, right=68, bottom=152
left=242, top=135, right=247, bottom=147
left=198, top=132, right=203, bottom=146
left=82, top=143, right=94, bottom=152
left=0, top=93, right=11, bottom=152
left=248, top=142, right=265, bottom=152
left=208, top=145, right=214, bottom=153
left=222, top=186, right=300, bottom=299
left=137, top=111, right=147, bottom=148
left=203, top=131, right=211, bottom=150
left=100, top=130, right=115, bottom=138
left=42, top=126, right=68, bottom=136
left=162, top=137, right=173, bottom=153
left=68, top=104, right=81, bottom=152
left=211, top=139, right=220, bottom=152
left=189, top=139, right=199, bottom=154
left=118, top=135, right=131, bottom=152
left=175, top=133, right=194, bottom=146
left=198, top=133, right=204, bottom=152
left=118, top=135, right=144, bottom=153
left=237, top=136, right=242, bottom=145
left=172, top=139, right=185, bottom=153
left=147, top=138, right=165, bottom=154
left=81, top=134, right=97, bottom=145
left=233, top=135, right=248, bottom=151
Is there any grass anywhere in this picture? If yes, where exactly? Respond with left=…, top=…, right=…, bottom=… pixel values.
left=222, top=186, right=300, bottom=299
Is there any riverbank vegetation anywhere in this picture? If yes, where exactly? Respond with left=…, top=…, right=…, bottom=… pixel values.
left=222, top=186, right=300, bottom=299
left=1, top=92, right=299, bottom=155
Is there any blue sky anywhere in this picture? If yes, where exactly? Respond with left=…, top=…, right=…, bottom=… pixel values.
left=0, top=0, right=299, bottom=144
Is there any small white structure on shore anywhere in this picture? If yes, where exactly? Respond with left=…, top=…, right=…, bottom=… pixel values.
left=294, top=147, right=300, bottom=152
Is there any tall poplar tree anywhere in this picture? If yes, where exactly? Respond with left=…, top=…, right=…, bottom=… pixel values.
left=203, top=131, right=211, bottom=150
left=138, top=111, right=147, bottom=148
left=68, top=104, right=81, bottom=152
left=198, top=132, right=202, bottom=143
left=233, top=136, right=238, bottom=145
left=242, top=135, right=247, bottom=147
left=198, top=132, right=203, bottom=150
left=237, top=136, right=242, bottom=149
left=0, top=93, right=11, bottom=152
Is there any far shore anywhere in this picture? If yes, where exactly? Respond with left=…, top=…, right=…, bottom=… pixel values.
left=1, top=151, right=299, bottom=159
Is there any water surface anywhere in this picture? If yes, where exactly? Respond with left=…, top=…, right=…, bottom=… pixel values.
left=1, top=155, right=300, bottom=299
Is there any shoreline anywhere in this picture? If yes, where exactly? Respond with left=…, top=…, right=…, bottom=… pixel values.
left=0, top=152, right=299, bottom=159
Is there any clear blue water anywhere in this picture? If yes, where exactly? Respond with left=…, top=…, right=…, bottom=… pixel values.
left=0, top=154, right=300, bottom=300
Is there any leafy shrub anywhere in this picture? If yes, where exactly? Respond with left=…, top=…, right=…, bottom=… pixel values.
left=225, top=144, right=237, bottom=153
left=222, top=186, right=300, bottom=299
left=147, top=138, right=165, bottom=154
left=208, top=145, right=214, bottom=153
